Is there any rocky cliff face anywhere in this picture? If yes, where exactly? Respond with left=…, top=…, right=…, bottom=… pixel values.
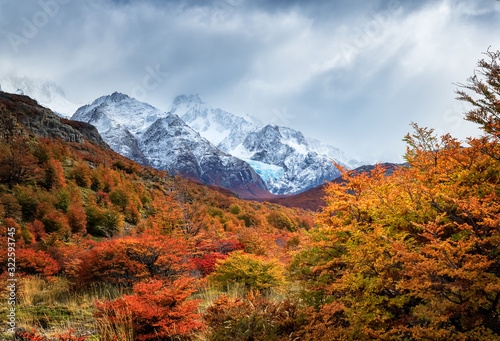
left=0, top=91, right=107, bottom=147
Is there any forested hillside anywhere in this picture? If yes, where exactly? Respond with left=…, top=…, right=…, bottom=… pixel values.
left=0, top=91, right=313, bottom=340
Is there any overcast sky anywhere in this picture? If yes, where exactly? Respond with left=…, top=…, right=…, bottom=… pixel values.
left=0, top=0, right=499, bottom=163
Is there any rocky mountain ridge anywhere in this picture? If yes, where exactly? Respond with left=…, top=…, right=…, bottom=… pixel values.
left=72, top=93, right=269, bottom=199
left=0, top=91, right=106, bottom=147
left=0, top=76, right=364, bottom=196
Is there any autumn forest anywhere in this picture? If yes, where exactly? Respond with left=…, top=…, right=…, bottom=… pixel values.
left=1, top=50, right=500, bottom=340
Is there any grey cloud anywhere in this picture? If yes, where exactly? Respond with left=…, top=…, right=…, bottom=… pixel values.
left=0, top=0, right=499, bottom=163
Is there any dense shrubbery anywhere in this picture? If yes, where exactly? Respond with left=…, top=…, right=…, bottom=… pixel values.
left=0, top=120, right=312, bottom=338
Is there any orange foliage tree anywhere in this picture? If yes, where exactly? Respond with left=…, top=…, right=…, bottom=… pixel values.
left=290, top=50, right=500, bottom=340
left=0, top=247, right=60, bottom=277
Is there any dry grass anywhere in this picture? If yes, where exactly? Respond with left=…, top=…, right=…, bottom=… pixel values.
left=95, top=303, right=134, bottom=341
left=10, top=276, right=126, bottom=340
left=6, top=276, right=301, bottom=340
left=195, top=281, right=300, bottom=314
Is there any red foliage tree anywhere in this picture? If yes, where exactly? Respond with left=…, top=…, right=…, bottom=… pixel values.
left=0, top=137, right=42, bottom=188
left=0, top=248, right=60, bottom=276
left=66, top=201, right=87, bottom=234
left=36, top=204, right=70, bottom=238
left=77, top=234, right=191, bottom=287
left=95, top=278, right=203, bottom=341
left=192, top=238, right=246, bottom=276
left=27, top=219, right=48, bottom=242
left=192, top=252, right=227, bottom=276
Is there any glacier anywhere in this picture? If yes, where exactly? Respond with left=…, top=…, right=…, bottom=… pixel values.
left=243, top=159, right=284, bottom=182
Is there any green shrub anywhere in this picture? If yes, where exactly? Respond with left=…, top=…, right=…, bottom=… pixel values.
left=55, top=187, right=71, bottom=213
left=109, top=188, right=129, bottom=210
left=266, top=211, right=296, bottom=231
left=237, top=212, right=259, bottom=228
left=14, top=185, right=39, bottom=221
left=208, top=251, right=285, bottom=293
left=85, top=205, right=123, bottom=237
left=228, top=204, right=241, bottom=215
left=208, top=207, right=224, bottom=218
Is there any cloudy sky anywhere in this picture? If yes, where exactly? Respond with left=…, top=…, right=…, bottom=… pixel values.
left=0, top=0, right=499, bottom=163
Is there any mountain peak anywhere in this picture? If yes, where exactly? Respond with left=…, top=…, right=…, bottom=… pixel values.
left=108, top=92, right=130, bottom=102
left=88, top=92, right=131, bottom=107
left=261, top=124, right=282, bottom=137
left=265, top=123, right=279, bottom=129
left=172, top=94, right=203, bottom=106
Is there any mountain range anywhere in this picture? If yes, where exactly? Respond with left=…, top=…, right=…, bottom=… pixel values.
left=0, top=91, right=105, bottom=147
left=173, top=94, right=361, bottom=194
left=72, top=92, right=269, bottom=199
left=0, top=77, right=363, bottom=197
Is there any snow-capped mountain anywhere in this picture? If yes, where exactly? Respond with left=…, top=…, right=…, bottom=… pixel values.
left=140, top=114, right=267, bottom=196
left=234, top=124, right=342, bottom=194
left=0, top=76, right=80, bottom=117
left=72, top=93, right=268, bottom=198
left=171, top=94, right=258, bottom=152
left=72, top=92, right=166, bottom=165
left=174, top=95, right=361, bottom=194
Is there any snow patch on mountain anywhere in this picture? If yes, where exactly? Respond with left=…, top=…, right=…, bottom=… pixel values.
left=173, top=94, right=259, bottom=153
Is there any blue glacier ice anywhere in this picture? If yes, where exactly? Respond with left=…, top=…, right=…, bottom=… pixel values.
left=244, top=159, right=284, bottom=182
